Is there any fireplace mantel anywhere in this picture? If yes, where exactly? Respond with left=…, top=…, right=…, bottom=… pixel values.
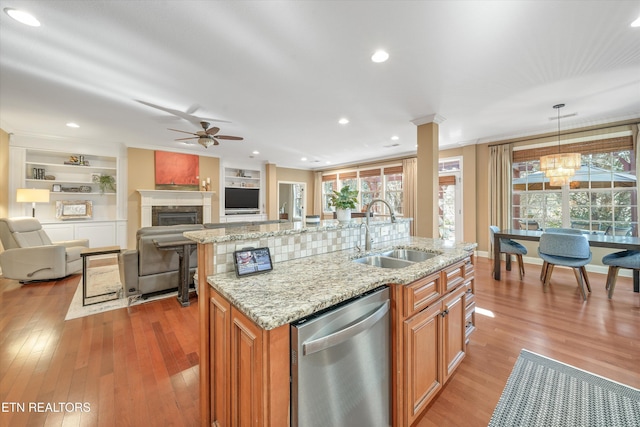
left=137, top=190, right=215, bottom=227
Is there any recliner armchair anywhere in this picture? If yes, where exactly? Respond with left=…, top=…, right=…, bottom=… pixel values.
left=0, top=217, right=89, bottom=282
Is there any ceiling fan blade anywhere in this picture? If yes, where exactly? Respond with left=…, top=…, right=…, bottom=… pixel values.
left=206, top=126, right=220, bottom=135
left=175, top=137, right=198, bottom=141
left=168, top=128, right=197, bottom=135
left=137, top=100, right=232, bottom=124
left=216, top=135, right=244, bottom=140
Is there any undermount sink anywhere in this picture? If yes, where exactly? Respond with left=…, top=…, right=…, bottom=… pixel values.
left=353, top=248, right=436, bottom=268
left=383, top=249, right=436, bottom=262
left=353, top=255, right=414, bottom=268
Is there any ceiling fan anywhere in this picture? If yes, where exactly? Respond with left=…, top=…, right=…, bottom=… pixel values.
left=169, top=121, right=243, bottom=148
left=137, top=100, right=231, bottom=126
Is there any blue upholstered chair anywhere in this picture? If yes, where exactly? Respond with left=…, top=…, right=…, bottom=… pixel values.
left=538, top=232, right=592, bottom=301
left=490, top=226, right=527, bottom=279
left=602, top=250, right=640, bottom=299
left=540, top=228, right=585, bottom=282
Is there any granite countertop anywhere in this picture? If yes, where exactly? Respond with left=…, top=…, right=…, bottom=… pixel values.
left=205, top=236, right=477, bottom=330
left=183, top=217, right=411, bottom=244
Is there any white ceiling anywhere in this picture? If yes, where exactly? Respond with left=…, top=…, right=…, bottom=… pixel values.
left=1, top=0, right=639, bottom=169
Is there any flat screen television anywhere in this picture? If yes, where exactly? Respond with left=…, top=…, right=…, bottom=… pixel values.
left=225, top=187, right=260, bottom=212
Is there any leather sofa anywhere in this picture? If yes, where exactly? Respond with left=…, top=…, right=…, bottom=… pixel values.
left=0, top=217, right=89, bottom=282
left=118, top=220, right=289, bottom=298
left=118, top=224, right=204, bottom=298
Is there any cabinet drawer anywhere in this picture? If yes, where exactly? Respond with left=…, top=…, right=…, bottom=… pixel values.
left=464, top=285, right=475, bottom=307
left=403, top=272, right=441, bottom=318
left=443, top=260, right=465, bottom=293
left=463, top=255, right=475, bottom=279
left=465, top=301, right=476, bottom=339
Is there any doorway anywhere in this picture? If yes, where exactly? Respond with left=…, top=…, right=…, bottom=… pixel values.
left=438, top=157, right=463, bottom=242
left=278, top=181, right=306, bottom=222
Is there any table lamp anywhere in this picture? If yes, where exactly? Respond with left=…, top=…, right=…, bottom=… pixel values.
left=16, top=188, right=50, bottom=217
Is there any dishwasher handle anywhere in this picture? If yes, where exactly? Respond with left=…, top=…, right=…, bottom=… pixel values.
left=302, top=300, right=390, bottom=356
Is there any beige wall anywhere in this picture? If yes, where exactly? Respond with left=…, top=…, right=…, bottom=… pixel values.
left=274, top=166, right=315, bottom=217
left=0, top=129, right=9, bottom=220
left=125, top=148, right=221, bottom=249
left=439, top=144, right=480, bottom=246
left=0, top=129, right=8, bottom=252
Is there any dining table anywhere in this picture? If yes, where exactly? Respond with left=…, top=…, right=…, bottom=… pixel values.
left=492, top=229, right=640, bottom=292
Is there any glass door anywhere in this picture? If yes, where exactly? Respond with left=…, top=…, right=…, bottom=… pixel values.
left=438, top=158, right=463, bottom=242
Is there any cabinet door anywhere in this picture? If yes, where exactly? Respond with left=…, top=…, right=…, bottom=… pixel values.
left=441, top=286, right=466, bottom=383
left=210, top=293, right=231, bottom=426
left=403, top=303, right=442, bottom=425
left=230, top=307, right=263, bottom=427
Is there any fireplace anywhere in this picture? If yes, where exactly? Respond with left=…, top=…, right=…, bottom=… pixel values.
left=152, top=206, right=203, bottom=226
left=137, top=190, right=214, bottom=228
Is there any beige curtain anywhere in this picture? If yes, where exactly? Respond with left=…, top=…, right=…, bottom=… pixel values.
left=489, top=144, right=512, bottom=257
left=402, top=158, right=417, bottom=236
left=634, top=123, right=639, bottom=184
left=313, top=171, right=323, bottom=216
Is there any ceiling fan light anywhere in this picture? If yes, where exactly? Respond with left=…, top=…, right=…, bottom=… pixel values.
left=198, top=137, right=213, bottom=148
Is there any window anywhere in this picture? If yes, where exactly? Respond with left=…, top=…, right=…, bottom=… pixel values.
left=321, top=164, right=404, bottom=215
left=359, top=169, right=382, bottom=212
left=322, top=174, right=337, bottom=212
left=512, top=136, right=637, bottom=235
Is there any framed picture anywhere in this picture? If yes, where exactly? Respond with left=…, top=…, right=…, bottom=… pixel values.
left=52, top=184, right=62, bottom=192
left=55, top=200, right=93, bottom=220
left=154, top=150, right=199, bottom=190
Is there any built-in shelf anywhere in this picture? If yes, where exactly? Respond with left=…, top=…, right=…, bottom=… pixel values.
left=12, top=146, right=126, bottom=247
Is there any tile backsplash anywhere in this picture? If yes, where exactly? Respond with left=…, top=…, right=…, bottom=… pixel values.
left=213, top=221, right=410, bottom=274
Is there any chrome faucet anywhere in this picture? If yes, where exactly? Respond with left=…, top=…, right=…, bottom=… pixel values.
left=364, top=199, right=396, bottom=251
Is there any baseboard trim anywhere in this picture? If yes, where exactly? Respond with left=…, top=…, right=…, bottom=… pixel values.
left=475, top=250, right=633, bottom=278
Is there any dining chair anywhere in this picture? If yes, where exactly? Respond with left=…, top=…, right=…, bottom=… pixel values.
left=489, top=226, right=527, bottom=279
left=539, top=228, right=585, bottom=282
left=601, top=250, right=640, bottom=299
left=538, top=232, right=592, bottom=301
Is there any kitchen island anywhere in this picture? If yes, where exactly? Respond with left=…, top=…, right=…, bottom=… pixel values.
left=185, top=219, right=477, bottom=427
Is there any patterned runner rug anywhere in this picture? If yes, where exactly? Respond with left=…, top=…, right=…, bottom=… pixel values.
left=64, top=265, right=178, bottom=320
left=489, top=349, right=640, bottom=426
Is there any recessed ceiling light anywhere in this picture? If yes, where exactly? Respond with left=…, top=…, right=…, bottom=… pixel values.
left=252, top=150, right=259, bottom=155
left=338, top=118, right=349, bottom=125
left=391, top=135, right=399, bottom=141
left=326, top=161, right=331, bottom=164
left=632, top=16, right=640, bottom=27
left=301, top=157, right=307, bottom=161
left=4, top=8, right=40, bottom=27
left=371, top=50, right=389, bottom=63
left=66, top=122, right=79, bottom=128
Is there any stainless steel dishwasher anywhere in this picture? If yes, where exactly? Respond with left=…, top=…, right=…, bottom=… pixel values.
left=291, top=286, right=391, bottom=427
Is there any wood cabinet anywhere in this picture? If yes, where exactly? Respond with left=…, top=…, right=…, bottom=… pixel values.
left=204, top=253, right=475, bottom=427
left=403, top=300, right=442, bottom=426
left=393, top=254, right=475, bottom=427
left=208, top=288, right=289, bottom=427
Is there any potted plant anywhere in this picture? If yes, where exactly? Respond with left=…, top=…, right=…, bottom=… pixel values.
left=93, top=174, right=116, bottom=194
left=329, top=185, right=359, bottom=223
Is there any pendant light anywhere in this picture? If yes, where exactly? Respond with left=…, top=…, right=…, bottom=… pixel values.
left=539, top=104, right=581, bottom=186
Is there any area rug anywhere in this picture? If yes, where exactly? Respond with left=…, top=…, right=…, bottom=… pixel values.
left=488, top=349, right=640, bottom=426
left=64, top=265, right=179, bottom=320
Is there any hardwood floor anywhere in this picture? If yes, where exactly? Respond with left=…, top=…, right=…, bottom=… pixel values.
left=0, top=270, right=200, bottom=427
left=1, top=257, right=638, bottom=427
left=416, top=257, right=640, bottom=427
